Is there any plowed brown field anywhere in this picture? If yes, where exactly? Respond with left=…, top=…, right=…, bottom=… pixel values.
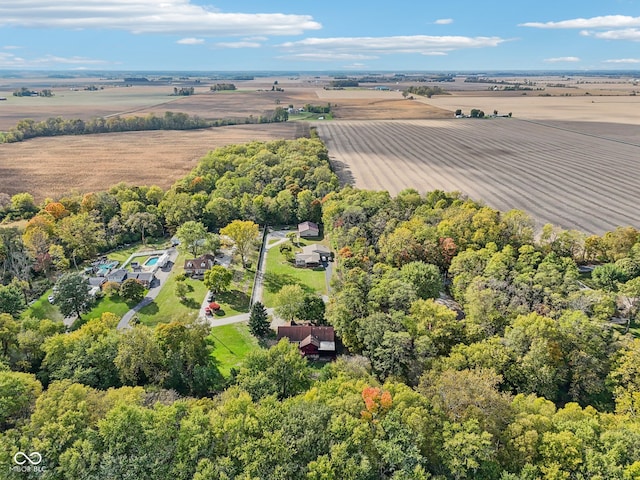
left=316, top=119, right=640, bottom=234
left=0, top=123, right=303, bottom=200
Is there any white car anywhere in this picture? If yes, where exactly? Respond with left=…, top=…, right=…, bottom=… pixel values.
left=48, top=295, right=55, bottom=304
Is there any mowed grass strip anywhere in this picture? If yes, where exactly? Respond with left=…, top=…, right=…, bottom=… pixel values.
left=208, top=322, right=262, bottom=377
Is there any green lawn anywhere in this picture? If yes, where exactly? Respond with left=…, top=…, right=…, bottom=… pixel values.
left=136, top=249, right=257, bottom=327
left=105, top=239, right=169, bottom=266
left=262, top=239, right=327, bottom=307
left=23, top=289, right=64, bottom=322
left=208, top=322, right=262, bottom=377
left=136, top=254, right=207, bottom=326
left=85, top=295, right=137, bottom=321
left=23, top=288, right=135, bottom=324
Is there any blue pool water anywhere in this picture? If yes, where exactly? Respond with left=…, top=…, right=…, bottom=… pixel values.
left=145, top=257, right=159, bottom=266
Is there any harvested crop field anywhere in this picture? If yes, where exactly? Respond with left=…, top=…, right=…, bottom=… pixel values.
left=316, top=119, right=640, bottom=234
left=0, top=123, right=304, bottom=200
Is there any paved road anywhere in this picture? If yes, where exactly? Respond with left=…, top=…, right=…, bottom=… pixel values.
left=117, top=247, right=179, bottom=330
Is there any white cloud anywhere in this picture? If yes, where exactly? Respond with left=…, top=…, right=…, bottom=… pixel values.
left=0, top=52, right=25, bottom=67
left=421, top=51, right=448, bottom=56
left=0, top=0, right=321, bottom=36
left=279, top=35, right=504, bottom=57
left=0, top=52, right=107, bottom=68
left=544, top=56, right=581, bottom=63
left=343, top=62, right=367, bottom=69
left=279, top=53, right=378, bottom=62
left=3, top=45, right=21, bottom=50
left=434, top=18, right=453, bottom=25
left=520, top=15, right=640, bottom=29
left=587, top=28, right=640, bottom=41
left=214, top=41, right=262, bottom=48
left=604, top=58, right=640, bottom=63
left=177, top=37, right=204, bottom=45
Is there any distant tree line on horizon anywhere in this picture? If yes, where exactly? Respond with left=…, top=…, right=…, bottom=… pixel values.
left=403, top=85, right=448, bottom=98
left=12, top=87, right=53, bottom=97
left=0, top=108, right=290, bottom=143
left=172, top=86, right=195, bottom=96
left=210, top=83, right=236, bottom=91
left=329, top=79, right=359, bottom=88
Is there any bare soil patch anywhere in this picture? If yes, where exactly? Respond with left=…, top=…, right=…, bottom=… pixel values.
left=317, top=119, right=640, bottom=234
left=0, top=123, right=303, bottom=200
left=331, top=98, right=451, bottom=120
left=424, top=93, right=640, bottom=125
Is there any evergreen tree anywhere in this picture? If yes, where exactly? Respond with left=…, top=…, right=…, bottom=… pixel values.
left=249, top=302, right=270, bottom=337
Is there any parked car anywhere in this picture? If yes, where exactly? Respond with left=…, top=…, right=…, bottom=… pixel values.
left=206, top=291, right=214, bottom=302
left=48, top=295, right=55, bottom=304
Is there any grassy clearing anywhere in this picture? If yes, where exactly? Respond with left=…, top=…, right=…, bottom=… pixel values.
left=136, top=252, right=206, bottom=327
left=136, top=248, right=257, bottom=327
left=85, top=295, right=137, bottom=322
left=262, top=238, right=327, bottom=307
left=23, top=288, right=64, bottom=322
left=209, top=322, right=262, bottom=377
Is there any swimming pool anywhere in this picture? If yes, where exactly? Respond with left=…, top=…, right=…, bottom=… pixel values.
left=144, top=256, right=159, bottom=267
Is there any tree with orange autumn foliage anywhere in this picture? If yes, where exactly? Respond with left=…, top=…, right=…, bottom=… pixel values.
left=361, top=386, right=393, bottom=423
left=44, top=202, right=69, bottom=220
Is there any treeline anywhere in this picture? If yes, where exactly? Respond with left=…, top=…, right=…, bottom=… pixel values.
left=1, top=323, right=639, bottom=479
left=210, top=83, right=236, bottom=91
left=304, top=103, right=332, bottom=114
left=13, top=87, right=53, bottom=97
left=172, top=87, right=195, bottom=96
left=329, top=79, right=359, bottom=88
left=0, top=108, right=291, bottom=143
left=403, top=85, right=448, bottom=98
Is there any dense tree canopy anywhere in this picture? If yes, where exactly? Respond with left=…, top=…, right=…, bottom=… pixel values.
left=1, top=139, right=640, bottom=479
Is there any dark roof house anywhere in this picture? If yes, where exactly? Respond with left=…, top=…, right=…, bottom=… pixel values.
left=106, top=268, right=128, bottom=284
left=88, top=277, right=107, bottom=288
left=184, top=254, right=216, bottom=276
left=127, top=272, right=155, bottom=288
left=277, top=325, right=336, bottom=359
left=103, top=269, right=155, bottom=287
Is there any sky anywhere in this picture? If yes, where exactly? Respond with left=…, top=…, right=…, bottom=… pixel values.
left=1, top=0, right=640, bottom=71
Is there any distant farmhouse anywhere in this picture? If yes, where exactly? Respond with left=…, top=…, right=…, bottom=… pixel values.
left=298, top=221, right=319, bottom=238
left=277, top=325, right=336, bottom=360
left=295, top=244, right=332, bottom=268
